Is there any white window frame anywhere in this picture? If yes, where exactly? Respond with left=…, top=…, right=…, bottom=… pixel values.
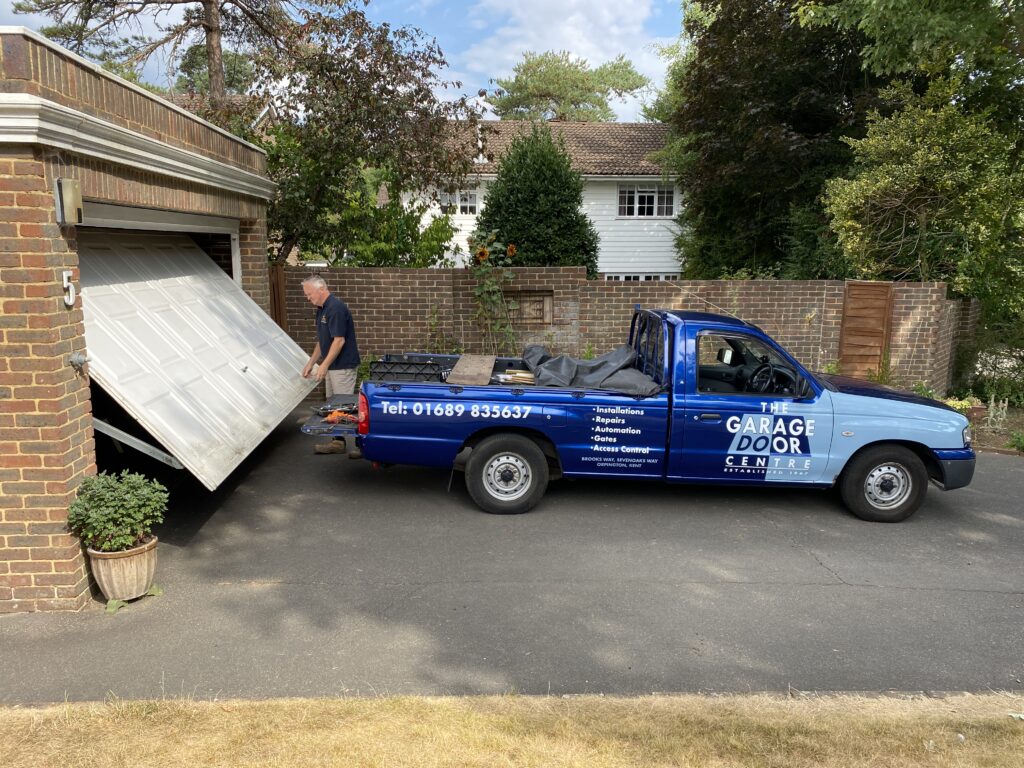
left=617, top=183, right=675, bottom=219
left=439, top=189, right=478, bottom=216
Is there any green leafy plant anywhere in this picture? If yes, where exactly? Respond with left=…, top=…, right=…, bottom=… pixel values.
left=865, top=352, right=894, bottom=385
left=426, top=304, right=464, bottom=355
left=822, top=359, right=842, bottom=375
left=356, top=353, right=378, bottom=386
left=67, top=471, right=168, bottom=553
left=468, top=230, right=518, bottom=356
left=580, top=341, right=596, bottom=360
left=912, top=381, right=937, bottom=399
left=1008, top=431, right=1024, bottom=452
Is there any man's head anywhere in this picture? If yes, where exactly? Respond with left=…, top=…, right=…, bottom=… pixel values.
left=302, top=275, right=330, bottom=307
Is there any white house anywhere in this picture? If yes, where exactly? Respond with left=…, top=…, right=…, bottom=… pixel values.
left=432, top=121, right=681, bottom=281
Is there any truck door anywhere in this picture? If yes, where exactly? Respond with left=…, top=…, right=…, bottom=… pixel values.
left=667, top=327, right=834, bottom=484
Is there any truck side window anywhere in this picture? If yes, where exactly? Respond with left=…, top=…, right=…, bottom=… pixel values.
left=697, top=334, right=742, bottom=393
left=697, top=331, right=801, bottom=396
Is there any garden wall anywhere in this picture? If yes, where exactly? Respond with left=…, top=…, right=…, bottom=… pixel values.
left=278, top=267, right=971, bottom=393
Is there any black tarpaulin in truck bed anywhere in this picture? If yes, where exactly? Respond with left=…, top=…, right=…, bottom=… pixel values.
left=522, top=344, right=661, bottom=396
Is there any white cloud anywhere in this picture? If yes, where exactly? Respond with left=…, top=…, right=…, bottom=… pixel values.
left=459, top=0, right=674, bottom=120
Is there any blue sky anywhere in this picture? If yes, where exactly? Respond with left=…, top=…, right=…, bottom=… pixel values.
left=1, top=0, right=683, bottom=120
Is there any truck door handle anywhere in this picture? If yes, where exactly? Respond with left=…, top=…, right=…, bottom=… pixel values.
left=699, top=413, right=722, bottom=421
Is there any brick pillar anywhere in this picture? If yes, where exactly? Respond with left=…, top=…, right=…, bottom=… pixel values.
left=239, top=211, right=270, bottom=314
left=0, top=147, right=93, bottom=613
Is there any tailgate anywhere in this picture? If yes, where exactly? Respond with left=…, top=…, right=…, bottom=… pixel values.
left=301, top=395, right=359, bottom=438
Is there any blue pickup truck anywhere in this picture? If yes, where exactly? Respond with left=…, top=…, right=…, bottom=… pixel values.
left=305, top=310, right=975, bottom=522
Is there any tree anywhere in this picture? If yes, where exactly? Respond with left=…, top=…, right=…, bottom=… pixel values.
left=656, top=0, right=883, bottom=279
left=174, top=43, right=253, bottom=95
left=475, top=124, right=599, bottom=276
left=300, top=169, right=459, bottom=268
left=801, top=0, right=1024, bottom=333
left=825, top=80, right=1024, bottom=317
left=257, top=8, right=479, bottom=261
left=14, top=0, right=298, bottom=107
left=490, top=51, right=649, bottom=122
left=798, top=0, right=1024, bottom=148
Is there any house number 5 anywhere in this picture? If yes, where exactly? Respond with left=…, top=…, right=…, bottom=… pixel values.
left=62, top=270, right=76, bottom=307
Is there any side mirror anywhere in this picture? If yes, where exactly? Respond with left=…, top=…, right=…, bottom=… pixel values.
left=716, top=348, right=733, bottom=365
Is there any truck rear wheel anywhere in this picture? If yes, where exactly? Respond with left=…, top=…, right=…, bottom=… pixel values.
left=839, top=445, right=927, bottom=522
left=465, top=434, right=549, bottom=514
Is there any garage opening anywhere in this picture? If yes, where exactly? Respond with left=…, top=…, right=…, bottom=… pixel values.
left=77, top=229, right=314, bottom=490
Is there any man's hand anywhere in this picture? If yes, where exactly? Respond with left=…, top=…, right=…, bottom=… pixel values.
left=302, top=360, right=315, bottom=379
left=315, top=365, right=327, bottom=383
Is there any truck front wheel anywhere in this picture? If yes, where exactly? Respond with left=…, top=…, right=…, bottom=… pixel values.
left=465, top=434, right=549, bottom=514
left=839, top=445, right=927, bottom=522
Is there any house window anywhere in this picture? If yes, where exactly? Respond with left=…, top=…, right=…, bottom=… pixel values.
left=618, top=184, right=674, bottom=217
left=439, top=190, right=477, bottom=215
left=604, top=273, right=680, bottom=281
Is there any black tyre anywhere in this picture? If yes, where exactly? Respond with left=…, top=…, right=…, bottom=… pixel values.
left=465, top=434, right=549, bottom=515
left=839, top=445, right=928, bottom=522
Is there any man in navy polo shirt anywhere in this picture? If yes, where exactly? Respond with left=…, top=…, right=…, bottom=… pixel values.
left=301, top=275, right=361, bottom=454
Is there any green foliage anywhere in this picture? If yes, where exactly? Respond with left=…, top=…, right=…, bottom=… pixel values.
left=67, top=471, right=168, bottom=553
left=257, top=7, right=479, bottom=261
left=822, top=360, right=842, bottom=375
left=824, top=80, right=1024, bottom=319
left=356, top=354, right=378, bottom=387
left=295, top=169, right=459, bottom=267
left=656, top=0, right=884, bottom=279
left=467, top=231, right=518, bottom=356
left=474, top=124, right=600, bottom=276
left=865, top=352, right=894, bottom=385
left=174, top=44, right=254, bottom=94
left=580, top=342, right=595, bottom=360
left=912, top=381, right=938, bottom=400
left=1009, top=432, right=1024, bottom=452
left=491, top=51, right=649, bottom=122
left=14, top=0, right=294, bottom=104
left=426, top=305, right=464, bottom=355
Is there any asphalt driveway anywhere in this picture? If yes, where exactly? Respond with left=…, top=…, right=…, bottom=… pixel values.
left=1, top=407, right=1022, bottom=703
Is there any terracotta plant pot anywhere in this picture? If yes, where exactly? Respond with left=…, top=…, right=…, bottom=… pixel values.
left=86, top=536, right=158, bottom=601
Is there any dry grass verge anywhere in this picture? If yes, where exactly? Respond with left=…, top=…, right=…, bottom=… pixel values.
left=3, top=693, right=1023, bottom=767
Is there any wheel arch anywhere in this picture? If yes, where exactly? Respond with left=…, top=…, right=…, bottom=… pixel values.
left=838, top=440, right=941, bottom=485
left=453, top=427, right=563, bottom=480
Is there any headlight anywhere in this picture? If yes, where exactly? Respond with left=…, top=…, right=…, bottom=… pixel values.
left=963, top=425, right=973, bottom=447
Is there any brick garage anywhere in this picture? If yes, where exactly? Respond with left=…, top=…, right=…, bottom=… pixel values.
left=279, top=267, right=972, bottom=392
left=0, top=28, right=275, bottom=613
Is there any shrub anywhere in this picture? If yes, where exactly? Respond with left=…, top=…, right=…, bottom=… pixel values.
left=67, top=471, right=168, bottom=552
left=475, top=123, right=600, bottom=276
left=1009, top=432, right=1024, bottom=452
left=912, top=381, right=937, bottom=400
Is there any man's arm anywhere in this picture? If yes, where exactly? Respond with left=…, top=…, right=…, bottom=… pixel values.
left=302, top=341, right=323, bottom=379
left=315, top=337, right=346, bottom=382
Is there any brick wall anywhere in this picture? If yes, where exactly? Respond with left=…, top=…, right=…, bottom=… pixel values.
left=1, top=30, right=264, bottom=175
left=0, top=147, right=92, bottom=613
left=38, top=153, right=263, bottom=221
left=1, top=31, right=273, bottom=613
left=282, top=267, right=966, bottom=389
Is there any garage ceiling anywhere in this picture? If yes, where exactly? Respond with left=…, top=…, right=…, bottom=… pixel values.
left=78, top=231, right=315, bottom=489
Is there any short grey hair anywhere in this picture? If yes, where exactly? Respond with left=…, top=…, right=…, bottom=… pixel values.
left=302, top=275, right=328, bottom=290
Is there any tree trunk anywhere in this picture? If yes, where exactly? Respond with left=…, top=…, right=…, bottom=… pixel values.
left=202, top=0, right=226, bottom=108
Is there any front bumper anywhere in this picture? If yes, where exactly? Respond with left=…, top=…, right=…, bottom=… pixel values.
left=933, top=449, right=976, bottom=490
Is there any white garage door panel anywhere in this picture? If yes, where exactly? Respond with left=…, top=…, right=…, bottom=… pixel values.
left=79, top=232, right=315, bottom=490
